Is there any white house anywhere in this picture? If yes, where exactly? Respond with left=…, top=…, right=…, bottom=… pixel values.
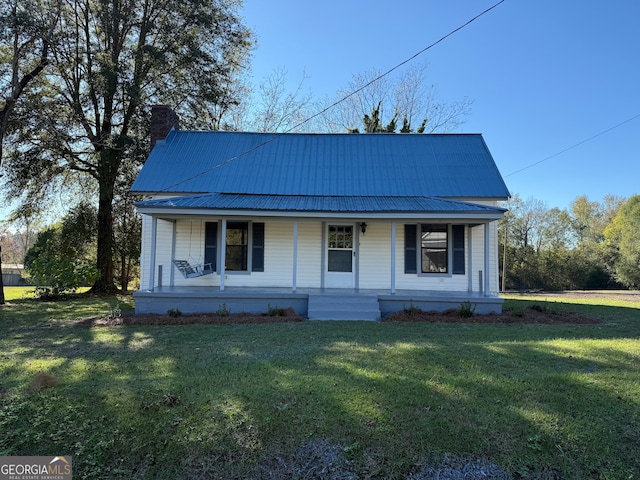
left=131, top=106, right=510, bottom=319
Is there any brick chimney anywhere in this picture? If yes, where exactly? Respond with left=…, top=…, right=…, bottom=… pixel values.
left=150, top=105, right=180, bottom=150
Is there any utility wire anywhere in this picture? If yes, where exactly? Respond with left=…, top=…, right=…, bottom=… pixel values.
left=504, top=112, right=640, bottom=178
left=158, top=0, right=506, bottom=193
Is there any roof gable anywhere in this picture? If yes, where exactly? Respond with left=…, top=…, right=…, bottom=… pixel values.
left=131, top=131, right=510, bottom=199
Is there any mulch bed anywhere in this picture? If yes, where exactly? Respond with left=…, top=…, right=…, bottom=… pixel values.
left=77, top=306, right=599, bottom=326
left=382, top=307, right=599, bottom=324
left=76, top=307, right=305, bottom=327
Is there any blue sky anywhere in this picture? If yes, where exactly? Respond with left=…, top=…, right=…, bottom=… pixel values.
left=1, top=0, right=637, bottom=226
left=241, top=0, right=640, bottom=209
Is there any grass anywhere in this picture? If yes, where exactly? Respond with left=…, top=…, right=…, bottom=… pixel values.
left=0, top=288, right=639, bottom=479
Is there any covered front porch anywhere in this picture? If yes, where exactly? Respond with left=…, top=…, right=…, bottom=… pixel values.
left=133, top=286, right=504, bottom=319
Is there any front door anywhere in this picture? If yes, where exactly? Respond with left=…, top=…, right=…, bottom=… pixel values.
left=326, top=224, right=355, bottom=288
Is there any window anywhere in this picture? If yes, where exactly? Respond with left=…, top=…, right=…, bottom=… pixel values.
left=203, top=221, right=265, bottom=273
left=421, top=224, right=448, bottom=273
left=328, top=225, right=353, bottom=272
left=404, top=224, right=466, bottom=275
left=226, top=221, right=248, bottom=271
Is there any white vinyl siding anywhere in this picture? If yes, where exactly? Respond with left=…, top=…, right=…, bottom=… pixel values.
left=139, top=217, right=500, bottom=294
left=358, top=223, right=392, bottom=289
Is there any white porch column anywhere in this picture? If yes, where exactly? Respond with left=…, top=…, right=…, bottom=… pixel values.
left=320, top=221, right=326, bottom=289
left=219, top=219, right=227, bottom=291
left=467, top=225, right=473, bottom=293
left=484, top=222, right=490, bottom=296
left=148, top=216, right=157, bottom=291
left=170, top=220, right=177, bottom=287
left=292, top=220, right=298, bottom=292
left=390, top=222, right=396, bottom=294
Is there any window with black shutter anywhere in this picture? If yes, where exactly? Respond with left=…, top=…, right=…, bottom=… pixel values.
left=404, top=224, right=417, bottom=274
left=204, top=222, right=217, bottom=271
left=252, top=223, right=265, bottom=272
left=452, top=225, right=465, bottom=274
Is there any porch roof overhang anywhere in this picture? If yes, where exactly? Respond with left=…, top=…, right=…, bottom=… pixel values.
left=135, top=193, right=506, bottom=221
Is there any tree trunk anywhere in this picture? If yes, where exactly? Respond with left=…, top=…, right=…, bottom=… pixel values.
left=120, top=250, right=127, bottom=292
left=90, top=149, right=120, bottom=294
left=0, top=246, right=5, bottom=305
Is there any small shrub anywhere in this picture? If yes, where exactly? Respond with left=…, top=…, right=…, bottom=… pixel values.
left=529, top=303, right=547, bottom=313
left=108, top=305, right=122, bottom=320
left=403, top=302, right=422, bottom=317
left=458, top=300, right=476, bottom=318
left=33, top=286, right=63, bottom=301
left=216, top=304, right=231, bottom=317
left=268, top=304, right=286, bottom=317
left=167, top=308, right=182, bottom=318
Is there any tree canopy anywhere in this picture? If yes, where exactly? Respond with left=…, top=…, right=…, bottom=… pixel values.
left=2, top=0, right=253, bottom=293
left=604, top=195, right=640, bottom=288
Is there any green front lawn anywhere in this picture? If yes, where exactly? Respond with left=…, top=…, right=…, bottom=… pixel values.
left=0, top=291, right=638, bottom=479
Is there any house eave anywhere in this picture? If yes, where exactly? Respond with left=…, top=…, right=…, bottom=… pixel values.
left=134, top=206, right=505, bottom=221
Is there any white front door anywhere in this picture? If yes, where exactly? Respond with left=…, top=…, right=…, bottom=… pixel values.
left=325, top=224, right=355, bottom=288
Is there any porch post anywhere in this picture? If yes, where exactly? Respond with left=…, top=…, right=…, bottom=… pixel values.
left=170, top=220, right=177, bottom=287
left=484, top=222, right=490, bottom=296
left=219, top=219, right=227, bottom=291
left=148, top=216, right=157, bottom=291
left=320, top=221, right=326, bottom=289
left=292, top=220, right=298, bottom=292
left=390, top=222, right=396, bottom=294
left=467, top=225, right=473, bottom=293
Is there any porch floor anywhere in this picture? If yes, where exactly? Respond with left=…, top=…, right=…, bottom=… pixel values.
left=134, top=286, right=504, bottom=318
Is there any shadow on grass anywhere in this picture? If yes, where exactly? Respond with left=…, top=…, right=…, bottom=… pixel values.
left=0, top=299, right=638, bottom=478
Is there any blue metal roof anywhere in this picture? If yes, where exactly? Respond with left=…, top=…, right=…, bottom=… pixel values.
left=131, top=131, right=510, bottom=199
left=136, top=193, right=506, bottom=214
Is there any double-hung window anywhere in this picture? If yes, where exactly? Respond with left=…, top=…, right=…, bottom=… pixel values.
left=225, top=221, right=249, bottom=271
left=421, top=224, right=448, bottom=273
left=204, top=221, right=265, bottom=273
left=404, top=223, right=466, bottom=275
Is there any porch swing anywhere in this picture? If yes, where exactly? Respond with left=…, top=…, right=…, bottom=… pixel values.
left=172, top=220, right=215, bottom=279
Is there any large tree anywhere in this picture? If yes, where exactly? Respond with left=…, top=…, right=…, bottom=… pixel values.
left=0, top=0, right=60, bottom=304
left=3, top=0, right=252, bottom=293
left=604, top=195, right=640, bottom=288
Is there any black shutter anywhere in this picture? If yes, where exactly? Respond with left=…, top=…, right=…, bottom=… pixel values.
left=205, top=222, right=217, bottom=271
left=252, top=222, right=265, bottom=272
left=404, top=224, right=417, bottom=274
left=452, top=224, right=465, bottom=274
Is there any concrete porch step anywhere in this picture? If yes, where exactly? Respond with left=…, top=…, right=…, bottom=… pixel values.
left=307, top=293, right=381, bottom=321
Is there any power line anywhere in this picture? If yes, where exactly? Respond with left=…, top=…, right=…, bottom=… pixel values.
left=286, top=0, right=506, bottom=134
left=158, top=0, right=507, bottom=193
left=504, top=113, right=640, bottom=178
